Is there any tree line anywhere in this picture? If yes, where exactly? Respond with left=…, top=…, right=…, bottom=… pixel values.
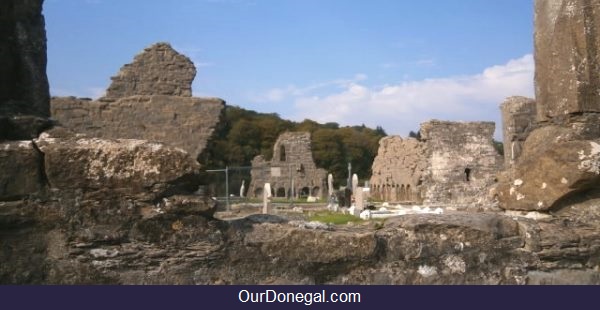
left=198, top=105, right=387, bottom=196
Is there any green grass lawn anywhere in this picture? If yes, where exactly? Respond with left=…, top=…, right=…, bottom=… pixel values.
left=308, top=211, right=364, bottom=225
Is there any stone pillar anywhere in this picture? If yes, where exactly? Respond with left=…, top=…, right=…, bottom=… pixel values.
left=500, top=96, right=537, bottom=168
left=535, top=0, right=600, bottom=121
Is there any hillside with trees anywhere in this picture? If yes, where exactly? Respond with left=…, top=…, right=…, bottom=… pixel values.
left=198, top=105, right=387, bottom=196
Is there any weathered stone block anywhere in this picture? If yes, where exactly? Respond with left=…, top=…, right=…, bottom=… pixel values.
left=35, top=134, right=200, bottom=194
left=498, top=137, right=600, bottom=211
left=0, top=141, right=43, bottom=200
left=535, top=0, right=600, bottom=121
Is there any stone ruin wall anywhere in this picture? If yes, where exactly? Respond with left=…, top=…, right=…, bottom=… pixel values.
left=370, top=136, right=426, bottom=203
left=420, top=121, right=503, bottom=207
left=50, top=43, right=225, bottom=160
left=249, top=132, right=327, bottom=199
left=500, top=96, right=537, bottom=169
left=370, top=121, right=502, bottom=208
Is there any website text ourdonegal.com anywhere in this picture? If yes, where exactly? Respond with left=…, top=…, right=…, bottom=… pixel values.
left=238, top=289, right=361, bottom=306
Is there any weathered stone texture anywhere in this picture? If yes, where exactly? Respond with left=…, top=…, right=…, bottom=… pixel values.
left=249, top=132, right=327, bottom=198
left=498, top=126, right=600, bottom=211
left=0, top=0, right=49, bottom=118
left=0, top=141, right=43, bottom=200
left=370, top=136, right=426, bottom=203
left=422, top=121, right=502, bottom=207
left=535, top=0, right=600, bottom=121
left=51, top=95, right=224, bottom=160
left=35, top=133, right=200, bottom=195
left=501, top=96, right=537, bottom=168
left=101, top=43, right=196, bottom=101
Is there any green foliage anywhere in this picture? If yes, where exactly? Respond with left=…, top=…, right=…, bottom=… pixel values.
left=493, top=139, right=504, bottom=156
left=199, top=105, right=387, bottom=196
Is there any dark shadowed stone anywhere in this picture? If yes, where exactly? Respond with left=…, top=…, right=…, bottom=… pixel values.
left=0, top=0, right=49, bottom=118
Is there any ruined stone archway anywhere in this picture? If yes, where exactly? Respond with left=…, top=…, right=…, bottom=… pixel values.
left=254, top=187, right=263, bottom=197
left=276, top=187, right=286, bottom=198
left=300, top=187, right=310, bottom=198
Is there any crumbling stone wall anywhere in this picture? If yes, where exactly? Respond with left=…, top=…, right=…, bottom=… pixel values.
left=51, top=43, right=224, bottom=160
left=370, top=121, right=502, bottom=208
left=51, top=95, right=223, bottom=160
left=500, top=96, right=537, bottom=169
left=100, top=42, right=196, bottom=102
left=370, top=136, right=426, bottom=203
left=420, top=121, right=503, bottom=207
left=249, top=132, right=327, bottom=199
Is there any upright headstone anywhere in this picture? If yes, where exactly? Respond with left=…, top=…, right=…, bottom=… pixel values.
left=240, top=180, right=245, bottom=198
left=352, top=174, right=359, bottom=195
left=262, top=183, right=272, bottom=214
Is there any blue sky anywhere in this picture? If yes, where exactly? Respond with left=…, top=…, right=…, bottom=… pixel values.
left=45, top=0, right=535, bottom=139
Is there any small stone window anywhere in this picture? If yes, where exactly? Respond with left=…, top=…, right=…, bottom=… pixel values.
left=464, top=168, right=472, bottom=182
left=280, top=145, right=286, bottom=161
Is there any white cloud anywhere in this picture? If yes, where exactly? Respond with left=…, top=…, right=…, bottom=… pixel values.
left=250, top=74, right=368, bottom=103
left=289, top=54, right=534, bottom=139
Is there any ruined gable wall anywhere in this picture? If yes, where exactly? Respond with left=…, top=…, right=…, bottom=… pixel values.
left=51, top=43, right=225, bottom=160
left=369, top=136, right=426, bottom=203
left=249, top=132, right=327, bottom=198
left=101, top=42, right=196, bottom=102
left=420, top=121, right=503, bottom=207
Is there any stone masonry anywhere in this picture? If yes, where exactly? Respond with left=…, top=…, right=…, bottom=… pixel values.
left=51, top=43, right=225, bottom=160
left=420, top=121, right=503, bottom=207
left=500, top=96, right=537, bottom=169
left=100, top=42, right=196, bottom=102
left=249, top=132, right=327, bottom=199
left=51, top=95, right=223, bottom=160
left=370, top=121, right=503, bottom=208
left=370, top=136, right=426, bottom=203
left=535, top=0, right=600, bottom=121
